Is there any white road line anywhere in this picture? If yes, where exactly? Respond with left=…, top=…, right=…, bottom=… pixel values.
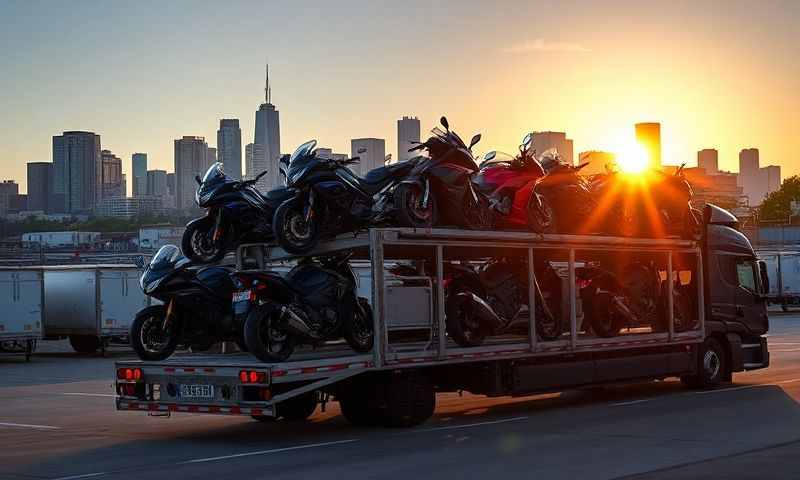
left=610, top=398, right=655, bottom=406
left=409, top=416, right=529, bottom=433
left=180, top=439, right=360, bottom=464
left=771, top=348, right=800, bottom=352
left=0, top=421, right=60, bottom=430
left=691, top=384, right=767, bottom=395
left=51, top=472, right=108, bottom=480
left=61, top=393, right=117, bottom=398
left=768, top=342, right=800, bottom=345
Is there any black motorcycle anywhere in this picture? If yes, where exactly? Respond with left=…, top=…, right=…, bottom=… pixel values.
left=395, top=116, right=493, bottom=230
left=234, top=253, right=373, bottom=362
left=182, top=160, right=293, bottom=264
left=272, top=140, right=420, bottom=254
left=131, top=245, right=245, bottom=361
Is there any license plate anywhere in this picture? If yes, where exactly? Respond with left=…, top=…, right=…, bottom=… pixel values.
left=232, top=290, right=251, bottom=314
left=232, top=290, right=250, bottom=303
left=179, top=384, right=214, bottom=400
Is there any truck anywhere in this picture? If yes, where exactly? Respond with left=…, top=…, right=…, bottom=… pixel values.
left=114, top=204, right=770, bottom=427
left=758, top=250, right=800, bottom=312
left=43, top=265, right=152, bottom=353
left=0, top=267, right=43, bottom=361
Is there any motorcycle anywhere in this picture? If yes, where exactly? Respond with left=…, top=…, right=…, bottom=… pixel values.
left=182, top=159, right=293, bottom=264
left=395, top=116, right=493, bottom=230
left=131, top=244, right=245, bottom=361
left=575, top=261, right=692, bottom=337
left=234, top=253, right=374, bottom=362
left=272, top=140, right=420, bottom=254
left=472, top=133, right=551, bottom=231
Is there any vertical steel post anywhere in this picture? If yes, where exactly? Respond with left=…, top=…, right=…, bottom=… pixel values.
left=369, top=229, right=385, bottom=368
left=527, top=248, right=537, bottom=352
left=569, top=249, right=577, bottom=349
left=667, top=251, right=674, bottom=341
left=696, top=247, right=706, bottom=336
left=436, top=244, right=447, bottom=359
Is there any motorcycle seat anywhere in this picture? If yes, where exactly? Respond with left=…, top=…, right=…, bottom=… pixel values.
left=261, top=188, right=293, bottom=208
left=357, top=161, right=416, bottom=194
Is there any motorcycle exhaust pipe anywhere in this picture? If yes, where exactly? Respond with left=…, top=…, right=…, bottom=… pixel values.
left=280, top=305, right=323, bottom=340
left=454, top=292, right=503, bottom=332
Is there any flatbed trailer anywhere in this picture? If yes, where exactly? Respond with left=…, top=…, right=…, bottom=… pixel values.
left=116, top=224, right=770, bottom=427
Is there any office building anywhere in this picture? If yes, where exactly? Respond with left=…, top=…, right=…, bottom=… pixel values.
left=532, top=131, right=574, bottom=166
left=351, top=138, right=386, bottom=176
left=146, top=169, right=168, bottom=198
left=166, top=173, right=176, bottom=196
left=739, top=148, right=762, bottom=205
left=174, top=136, right=211, bottom=211
left=26, top=162, right=53, bottom=213
left=95, top=196, right=165, bottom=219
left=683, top=168, right=742, bottom=211
left=578, top=151, right=617, bottom=176
left=245, top=143, right=269, bottom=190
left=762, top=165, right=782, bottom=198
left=217, top=119, right=242, bottom=180
left=132, top=153, right=147, bottom=196
left=52, top=130, right=101, bottom=213
left=100, top=149, right=125, bottom=200
left=0, top=180, right=19, bottom=215
left=635, top=122, right=661, bottom=170
left=253, top=65, right=282, bottom=190
left=697, top=149, right=718, bottom=174
left=397, top=116, right=421, bottom=162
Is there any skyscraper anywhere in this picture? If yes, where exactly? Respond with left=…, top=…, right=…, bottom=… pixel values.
left=351, top=138, right=386, bottom=176
left=174, top=136, right=210, bottom=211
left=532, top=131, right=574, bottom=166
left=26, top=162, right=53, bottom=212
left=245, top=143, right=268, bottom=190
left=207, top=147, right=217, bottom=167
left=217, top=119, right=242, bottom=180
left=146, top=169, right=168, bottom=198
left=397, top=116, right=421, bottom=163
left=132, top=153, right=147, bottom=196
left=634, top=122, right=661, bottom=170
left=100, top=149, right=124, bottom=200
left=738, top=148, right=759, bottom=204
left=52, top=130, right=101, bottom=213
left=697, top=149, right=718, bottom=174
left=0, top=180, right=19, bottom=215
left=254, top=64, right=281, bottom=190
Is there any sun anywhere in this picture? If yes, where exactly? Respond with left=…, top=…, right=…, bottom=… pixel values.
left=616, top=141, right=650, bottom=174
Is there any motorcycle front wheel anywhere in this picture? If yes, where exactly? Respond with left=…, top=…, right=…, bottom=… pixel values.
left=445, top=291, right=486, bottom=347
left=395, top=183, right=437, bottom=228
left=244, top=303, right=295, bottom=362
left=181, top=216, right=227, bottom=264
left=344, top=298, right=374, bottom=353
left=273, top=198, right=321, bottom=255
left=130, top=305, right=180, bottom=361
left=585, top=292, right=622, bottom=338
left=527, top=194, right=556, bottom=234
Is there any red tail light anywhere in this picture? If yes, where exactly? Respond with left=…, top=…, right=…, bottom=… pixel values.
left=117, top=368, right=142, bottom=382
left=239, top=370, right=249, bottom=383
left=239, top=370, right=267, bottom=384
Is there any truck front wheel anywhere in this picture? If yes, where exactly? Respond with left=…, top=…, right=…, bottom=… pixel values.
left=69, top=335, right=100, bottom=354
left=381, top=372, right=436, bottom=428
left=682, top=338, right=727, bottom=388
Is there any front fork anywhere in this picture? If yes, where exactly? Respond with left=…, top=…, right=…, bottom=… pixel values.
left=212, top=209, right=224, bottom=242
left=303, top=189, right=315, bottom=223
left=420, top=178, right=431, bottom=209
left=163, top=299, right=175, bottom=331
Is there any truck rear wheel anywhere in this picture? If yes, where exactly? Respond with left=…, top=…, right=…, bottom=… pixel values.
left=69, top=335, right=100, bottom=354
left=682, top=338, right=727, bottom=388
left=380, top=372, right=436, bottom=428
left=338, top=377, right=382, bottom=427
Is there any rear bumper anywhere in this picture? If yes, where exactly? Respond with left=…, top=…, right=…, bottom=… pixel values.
left=117, top=399, right=275, bottom=417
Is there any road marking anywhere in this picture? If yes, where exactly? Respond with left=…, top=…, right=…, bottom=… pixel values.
left=690, top=384, right=764, bottom=395
left=0, top=421, right=60, bottom=430
left=180, top=439, right=360, bottom=464
left=409, top=416, right=529, bottom=433
left=610, top=398, right=655, bottom=406
left=768, top=342, right=800, bottom=345
left=61, top=392, right=117, bottom=398
left=51, top=473, right=108, bottom=480
left=771, top=348, right=800, bottom=352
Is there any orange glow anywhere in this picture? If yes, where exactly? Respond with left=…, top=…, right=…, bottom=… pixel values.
left=614, top=141, right=649, bottom=174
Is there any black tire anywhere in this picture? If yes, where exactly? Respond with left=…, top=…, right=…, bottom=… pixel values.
left=587, top=293, right=622, bottom=338
left=338, top=379, right=382, bottom=427
left=464, top=191, right=494, bottom=230
left=69, top=335, right=100, bottom=354
left=277, top=392, right=318, bottom=421
left=181, top=217, right=226, bottom=264
left=535, top=285, right=561, bottom=340
left=527, top=194, right=556, bottom=233
left=235, top=336, right=249, bottom=353
left=672, top=288, right=695, bottom=333
left=395, top=183, right=437, bottom=228
left=682, top=338, right=727, bottom=389
left=244, top=303, right=295, bottom=362
left=344, top=298, right=374, bottom=353
left=381, top=372, right=436, bottom=428
left=273, top=198, right=321, bottom=255
left=130, top=305, right=180, bottom=361
left=445, top=291, right=486, bottom=347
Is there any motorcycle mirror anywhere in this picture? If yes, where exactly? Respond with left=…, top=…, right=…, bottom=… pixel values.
left=132, top=255, right=146, bottom=270
left=675, top=163, right=685, bottom=176
left=357, top=147, right=367, bottom=154
left=440, top=116, right=449, bottom=131
left=576, top=162, right=591, bottom=171
left=522, top=132, right=533, bottom=149
left=469, top=133, right=481, bottom=150
left=255, top=170, right=268, bottom=181
left=195, top=175, right=202, bottom=185
left=484, top=151, right=497, bottom=162
left=408, top=142, right=425, bottom=152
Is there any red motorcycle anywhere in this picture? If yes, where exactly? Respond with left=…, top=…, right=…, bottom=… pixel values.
left=472, top=133, right=550, bottom=230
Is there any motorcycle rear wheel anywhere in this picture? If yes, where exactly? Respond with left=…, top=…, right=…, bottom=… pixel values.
left=181, top=217, right=227, bottom=264
left=445, top=291, right=487, bottom=347
left=395, top=183, right=437, bottom=228
left=273, top=198, right=321, bottom=255
left=586, top=292, right=622, bottom=338
left=244, top=303, right=295, bottom=362
left=344, top=298, right=374, bottom=353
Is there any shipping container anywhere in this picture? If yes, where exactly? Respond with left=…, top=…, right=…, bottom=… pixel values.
left=0, top=267, right=43, bottom=360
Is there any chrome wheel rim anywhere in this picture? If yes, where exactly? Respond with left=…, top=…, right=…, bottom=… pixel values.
left=703, top=349, right=720, bottom=380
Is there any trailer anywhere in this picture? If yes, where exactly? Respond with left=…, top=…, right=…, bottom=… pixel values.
left=0, top=267, right=43, bottom=361
left=43, top=265, right=152, bottom=353
left=115, top=219, right=770, bottom=427
left=758, top=250, right=800, bottom=312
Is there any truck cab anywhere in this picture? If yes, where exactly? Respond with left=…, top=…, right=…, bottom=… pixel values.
left=704, top=204, right=770, bottom=373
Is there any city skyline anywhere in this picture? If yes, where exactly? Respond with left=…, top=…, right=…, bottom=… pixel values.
left=1, top=1, right=798, bottom=195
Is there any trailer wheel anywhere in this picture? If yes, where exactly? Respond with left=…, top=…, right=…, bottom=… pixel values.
left=69, top=335, right=100, bottom=354
left=682, top=338, right=727, bottom=389
left=338, top=378, right=382, bottom=427
left=381, top=372, right=436, bottom=428
left=277, top=391, right=318, bottom=421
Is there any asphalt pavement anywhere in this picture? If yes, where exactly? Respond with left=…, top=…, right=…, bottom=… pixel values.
left=3, top=317, right=800, bottom=480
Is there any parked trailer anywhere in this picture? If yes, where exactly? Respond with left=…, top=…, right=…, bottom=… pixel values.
left=758, top=250, right=800, bottom=311
left=0, top=267, right=43, bottom=361
left=43, top=265, right=151, bottom=353
left=115, top=217, right=769, bottom=427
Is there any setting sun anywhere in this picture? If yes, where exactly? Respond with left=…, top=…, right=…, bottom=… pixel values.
left=615, top=141, right=650, bottom=174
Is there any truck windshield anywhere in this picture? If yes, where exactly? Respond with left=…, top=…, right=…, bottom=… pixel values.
left=736, top=260, right=758, bottom=292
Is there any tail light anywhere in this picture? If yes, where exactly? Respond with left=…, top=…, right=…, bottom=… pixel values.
left=576, top=278, right=592, bottom=290
left=239, top=370, right=267, bottom=384
left=117, top=367, right=143, bottom=382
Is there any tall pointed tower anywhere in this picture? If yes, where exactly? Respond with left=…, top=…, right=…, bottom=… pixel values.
left=251, top=64, right=281, bottom=191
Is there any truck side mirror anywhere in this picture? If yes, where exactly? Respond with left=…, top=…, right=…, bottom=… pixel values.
left=758, top=260, right=770, bottom=295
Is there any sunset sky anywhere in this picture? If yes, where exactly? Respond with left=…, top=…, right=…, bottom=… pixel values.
left=1, top=0, right=798, bottom=193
